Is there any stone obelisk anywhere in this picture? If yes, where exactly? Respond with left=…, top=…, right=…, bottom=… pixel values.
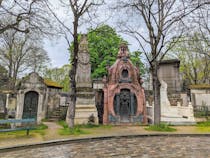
left=74, top=34, right=98, bottom=124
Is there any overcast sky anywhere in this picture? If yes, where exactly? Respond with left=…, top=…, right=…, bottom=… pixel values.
left=44, top=34, right=141, bottom=68
left=43, top=1, right=143, bottom=68
left=44, top=38, right=70, bottom=68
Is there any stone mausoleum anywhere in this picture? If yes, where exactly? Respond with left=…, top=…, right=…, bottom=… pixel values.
left=102, top=43, right=147, bottom=124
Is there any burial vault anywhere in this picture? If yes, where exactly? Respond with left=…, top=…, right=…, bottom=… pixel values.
left=102, top=43, right=147, bottom=124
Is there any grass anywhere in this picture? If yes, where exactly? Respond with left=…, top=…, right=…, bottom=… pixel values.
left=196, top=120, right=210, bottom=127
left=58, top=121, right=88, bottom=135
left=0, top=123, right=48, bottom=138
left=57, top=121, right=112, bottom=135
left=196, top=120, right=210, bottom=133
left=145, top=123, right=176, bottom=132
left=58, top=126, right=89, bottom=135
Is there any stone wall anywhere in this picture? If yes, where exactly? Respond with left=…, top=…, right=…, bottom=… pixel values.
left=190, top=88, right=210, bottom=108
left=146, top=80, right=195, bottom=125
left=158, top=59, right=181, bottom=92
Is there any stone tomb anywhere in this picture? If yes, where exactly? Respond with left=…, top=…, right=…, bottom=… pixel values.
left=103, top=43, right=147, bottom=124
left=74, top=35, right=98, bottom=124
left=16, top=72, right=63, bottom=123
left=146, top=80, right=195, bottom=125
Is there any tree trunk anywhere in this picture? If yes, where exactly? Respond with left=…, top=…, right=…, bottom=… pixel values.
left=151, top=61, right=161, bottom=125
left=66, top=17, right=79, bottom=128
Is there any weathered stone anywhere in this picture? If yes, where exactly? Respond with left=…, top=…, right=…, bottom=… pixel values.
left=16, top=72, right=63, bottom=123
left=75, top=34, right=98, bottom=124
left=160, top=80, right=195, bottom=125
left=103, top=43, right=147, bottom=124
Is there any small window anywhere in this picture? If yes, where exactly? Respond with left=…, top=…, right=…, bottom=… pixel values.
left=122, top=69, right=128, bottom=78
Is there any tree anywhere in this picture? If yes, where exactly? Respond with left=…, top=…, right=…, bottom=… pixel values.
left=172, top=33, right=210, bottom=85
left=26, top=46, right=50, bottom=75
left=0, top=0, right=54, bottom=35
left=88, top=25, right=145, bottom=78
left=0, top=30, right=50, bottom=90
left=46, top=0, right=104, bottom=128
left=113, top=0, right=209, bottom=124
left=43, top=64, right=71, bottom=92
left=88, top=25, right=125, bottom=78
left=69, top=25, right=145, bottom=78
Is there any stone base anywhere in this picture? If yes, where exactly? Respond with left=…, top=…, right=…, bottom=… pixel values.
left=74, top=104, right=98, bottom=124
left=161, top=115, right=196, bottom=125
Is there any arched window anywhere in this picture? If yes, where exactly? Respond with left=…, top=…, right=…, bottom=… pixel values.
left=121, top=69, right=129, bottom=78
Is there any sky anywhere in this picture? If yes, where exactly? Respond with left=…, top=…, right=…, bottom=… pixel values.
left=44, top=38, right=70, bottom=68
left=44, top=34, right=141, bottom=68
left=43, top=1, right=143, bottom=68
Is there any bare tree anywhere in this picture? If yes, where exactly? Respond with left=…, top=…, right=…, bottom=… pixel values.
left=113, top=0, right=209, bottom=124
left=0, top=0, right=55, bottom=35
left=0, top=31, right=50, bottom=90
left=172, top=33, right=210, bottom=85
left=45, top=0, right=104, bottom=128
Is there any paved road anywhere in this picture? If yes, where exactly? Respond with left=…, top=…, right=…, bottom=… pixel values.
left=1, top=136, right=210, bottom=158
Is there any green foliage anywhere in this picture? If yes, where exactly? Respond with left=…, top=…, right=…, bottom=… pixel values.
left=69, top=25, right=145, bottom=79
left=58, top=126, right=88, bottom=135
left=43, top=64, right=70, bottom=92
left=57, top=120, right=88, bottom=135
left=87, top=25, right=125, bottom=78
left=0, top=123, right=48, bottom=138
left=170, top=33, right=210, bottom=85
left=196, top=120, right=210, bottom=133
left=57, top=120, right=112, bottom=135
left=58, top=120, right=68, bottom=129
left=34, top=123, right=48, bottom=130
left=196, top=120, right=210, bottom=127
left=145, top=123, right=176, bottom=132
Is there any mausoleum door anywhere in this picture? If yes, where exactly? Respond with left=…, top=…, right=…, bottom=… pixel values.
left=114, top=89, right=137, bottom=123
left=23, top=91, right=38, bottom=119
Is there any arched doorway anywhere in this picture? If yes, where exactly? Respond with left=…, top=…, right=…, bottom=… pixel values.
left=114, top=89, right=137, bottom=123
left=22, top=91, right=39, bottom=119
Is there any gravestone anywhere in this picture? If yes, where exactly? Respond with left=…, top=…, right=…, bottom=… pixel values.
left=74, top=34, right=98, bottom=124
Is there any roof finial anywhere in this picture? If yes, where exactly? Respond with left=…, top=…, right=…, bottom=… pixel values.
left=117, top=42, right=129, bottom=58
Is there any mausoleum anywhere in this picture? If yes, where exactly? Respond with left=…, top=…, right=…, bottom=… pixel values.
left=103, top=43, right=147, bottom=124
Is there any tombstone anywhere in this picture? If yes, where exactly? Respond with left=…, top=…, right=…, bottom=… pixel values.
left=160, top=80, right=195, bottom=125
left=74, top=34, right=98, bottom=124
left=103, top=43, right=147, bottom=124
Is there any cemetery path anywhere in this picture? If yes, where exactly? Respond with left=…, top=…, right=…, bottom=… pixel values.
left=42, top=122, right=63, bottom=141
left=0, top=122, right=209, bottom=149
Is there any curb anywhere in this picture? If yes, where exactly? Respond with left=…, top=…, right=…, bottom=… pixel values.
left=1, top=133, right=210, bottom=153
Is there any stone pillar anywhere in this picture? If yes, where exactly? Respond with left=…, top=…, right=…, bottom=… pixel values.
left=74, top=34, right=98, bottom=124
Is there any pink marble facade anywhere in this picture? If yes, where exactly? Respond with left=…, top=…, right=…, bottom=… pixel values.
left=103, top=43, right=147, bottom=124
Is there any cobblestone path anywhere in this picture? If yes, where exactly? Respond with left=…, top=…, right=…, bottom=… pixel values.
left=1, top=136, right=210, bottom=158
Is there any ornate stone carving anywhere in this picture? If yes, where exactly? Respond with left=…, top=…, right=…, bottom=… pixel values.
left=103, top=43, right=147, bottom=124
left=75, top=34, right=98, bottom=124
left=76, top=34, right=91, bottom=87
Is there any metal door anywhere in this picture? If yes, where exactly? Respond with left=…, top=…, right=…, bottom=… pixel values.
left=23, top=91, right=38, bottom=119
